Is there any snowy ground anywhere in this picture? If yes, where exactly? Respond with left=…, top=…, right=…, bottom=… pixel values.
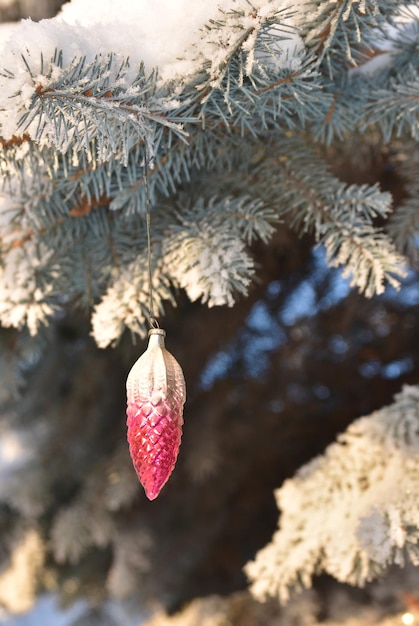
left=0, top=594, right=146, bottom=626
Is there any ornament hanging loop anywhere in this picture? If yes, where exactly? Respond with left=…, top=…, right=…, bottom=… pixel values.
left=149, top=315, right=160, bottom=330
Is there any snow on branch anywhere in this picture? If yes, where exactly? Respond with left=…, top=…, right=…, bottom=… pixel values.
left=1, top=51, right=189, bottom=166
left=91, top=252, right=175, bottom=348
left=245, top=384, right=419, bottom=603
left=0, top=528, right=44, bottom=614
left=165, top=226, right=253, bottom=308
left=0, top=243, right=57, bottom=336
left=162, top=0, right=305, bottom=85
left=163, top=194, right=277, bottom=308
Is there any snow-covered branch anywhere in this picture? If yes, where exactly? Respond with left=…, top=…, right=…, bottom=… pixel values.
left=246, top=385, right=419, bottom=602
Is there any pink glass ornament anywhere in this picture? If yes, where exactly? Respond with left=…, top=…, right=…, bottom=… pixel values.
left=126, top=328, right=186, bottom=500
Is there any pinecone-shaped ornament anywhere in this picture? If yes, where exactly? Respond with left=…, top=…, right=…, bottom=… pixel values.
left=126, top=328, right=186, bottom=500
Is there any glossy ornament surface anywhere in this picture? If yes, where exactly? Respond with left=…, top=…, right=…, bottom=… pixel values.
left=126, top=329, right=186, bottom=500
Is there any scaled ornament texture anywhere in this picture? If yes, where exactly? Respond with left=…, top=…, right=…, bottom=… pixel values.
left=126, top=329, right=186, bottom=500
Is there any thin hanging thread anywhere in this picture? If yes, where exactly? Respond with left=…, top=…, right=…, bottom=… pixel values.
left=144, top=149, right=159, bottom=330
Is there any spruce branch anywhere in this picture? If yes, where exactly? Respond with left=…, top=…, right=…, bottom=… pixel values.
left=388, top=198, right=419, bottom=263
left=51, top=476, right=114, bottom=564
left=0, top=243, right=58, bottom=336
left=0, top=328, right=42, bottom=402
left=104, top=444, right=140, bottom=512
left=193, top=2, right=298, bottom=89
left=387, top=148, right=419, bottom=261
left=161, top=192, right=279, bottom=309
left=179, top=11, right=330, bottom=133
left=107, top=527, right=153, bottom=598
left=358, top=69, right=419, bottom=142
left=300, top=0, right=403, bottom=78
left=91, top=252, right=175, bottom=348
left=8, top=54, right=190, bottom=165
left=246, top=385, right=419, bottom=603
left=164, top=221, right=254, bottom=309
left=0, top=0, right=415, bottom=344
left=250, top=137, right=406, bottom=296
